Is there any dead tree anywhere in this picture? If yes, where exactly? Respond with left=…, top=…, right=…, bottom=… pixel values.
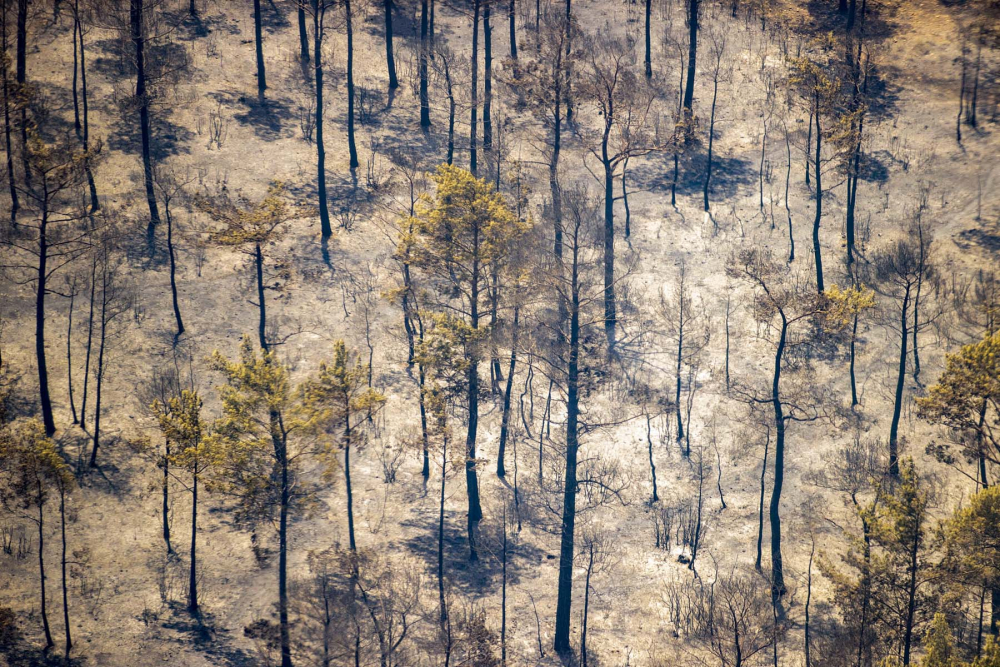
left=728, top=246, right=822, bottom=599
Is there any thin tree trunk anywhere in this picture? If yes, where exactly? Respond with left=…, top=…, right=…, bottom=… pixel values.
left=298, top=1, right=309, bottom=62
left=901, top=520, right=920, bottom=665
left=644, top=0, right=651, bottom=78
left=804, top=538, right=814, bottom=667
left=682, top=0, right=698, bottom=114
left=89, top=271, right=109, bottom=468
left=67, top=287, right=78, bottom=424
left=163, top=440, right=173, bottom=554
left=38, top=493, right=54, bottom=649
left=703, top=70, right=719, bottom=211
left=1, top=7, right=17, bottom=222
left=580, top=543, right=594, bottom=667
left=314, top=4, right=331, bottom=238
left=508, top=0, right=516, bottom=59
left=483, top=1, right=492, bottom=149
left=769, top=317, right=788, bottom=598
left=553, top=222, right=580, bottom=655
left=60, top=483, right=71, bottom=656
left=419, top=0, right=430, bottom=128
left=849, top=311, right=859, bottom=406
left=755, top=427, right=769, bottom=571
left=470, top=0, right=480, bottom=175
left=602, top=156, right=616, bottom=348
left=253, top=0, right=266, bottom=102
left=812, top=95, right=824, bottom=292
left=384, top=0, right=398, bottom=89
left=278, top=439, right=292, bottom=667
left=647, top=414, right=658, bottom=503
left=465, top=223, right=483, bottom=561
left=132, top=0, right=161, bottom=245
left=345, top=0, right=358, bottom=170
left=37, top=202, right=57, bottom=436
left=80, top=253, right=96, bottom=429
left=888, top=286, right=910, bottom=477
left=167, top=197, right=184, bottom=341
left=188, top=469, right=198, bottom=612
left=79, top=9, right=98, bottom=212
left=255, top=243, right=267, bottom=351
left=497, top=307, right=519, bottom=477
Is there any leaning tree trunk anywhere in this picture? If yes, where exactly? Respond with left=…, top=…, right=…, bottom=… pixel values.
left=887, top=285, right=910, bottom=477
left=755, top=428, right=770, bottom=571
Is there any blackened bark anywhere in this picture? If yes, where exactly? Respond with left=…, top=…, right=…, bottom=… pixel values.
left=253, top=0, right=266, bottom=102
left=60, top=483, right=71, bottom=656
left=163, top=440, right=173, bottom=553
left=769, top=316, right=788, bottom=598
left=466, top=221, right=483, bottom=561
left=37, top=203, right=56, bottom=436
left=647, top=414, right=658, bottom=503
left=345, top=0, right=358, bottom=170
left=298, top=2, right=309, bottom=61
left=66, top=287, right=77, bottom=424
left=755, top=427, right=769, bottom=571
left=888, top=285, right=910, bottom=477
left=132, top=0, right=161, bottom=244
left=644, top=0, right=651, bottom=77
left=167, top=197, right=184, bottom=341
left=553, top=219, right=581, bottom=654
left=255, top=243, right=268, bottom=351
left=1, top=8, right=17, bottom=221
left=497, top=307, right=519, bottom=477
left=80, top=254, right=96, bottom=429
left=314, top=4, right=332, bottom=238
left=470, top=0, right=480, bottom=175
left=384, top=0, right=398, bottom=89
left=89, top=268, right=109, bottom=467
left=483, top=2, right=492, bottom=149
left=703, top=68, right=719, bottom=211
left=602, top=153, right=615, bottom=347
left=188, top=468, right=198, bottom=612
left=419, top=0, right=430, bottom=128
left=38, top=491, right=54, bottom=648
left=682, top=0, right=698, bottom=114
left=78, top=10, right=98, bottom=212
left=812, top=94, right=824, bottom=292
left=508, top=0, right=516, bottom=59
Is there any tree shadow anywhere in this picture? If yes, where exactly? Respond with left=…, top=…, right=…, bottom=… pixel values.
left=220, top=91, right=297, bottom=142
left=631, top=150, right=757, bottom=201
left=398, top=502, right=548, bottom=598
left=160, top=604, right=257, bottom=667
